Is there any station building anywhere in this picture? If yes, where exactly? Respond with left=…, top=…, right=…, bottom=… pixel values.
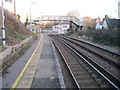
left=52, top=23, right=69, bottom=34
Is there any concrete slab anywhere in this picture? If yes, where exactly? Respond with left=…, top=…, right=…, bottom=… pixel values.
left=32, top=78, right=60, bottom=88
left=17, top=84, right=31, bottom=88
left=18, top=78, right=33, bottom=85
left=16, top=33, right=44, bottom=88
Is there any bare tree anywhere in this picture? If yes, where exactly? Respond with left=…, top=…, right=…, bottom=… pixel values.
left=66, top=10, right=80, bottom=18
left=82, top=16, right=97, bottom=30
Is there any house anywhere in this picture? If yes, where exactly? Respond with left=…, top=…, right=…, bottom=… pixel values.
left=103, top=20, right=108, bottom=29
left=102, top=19, right=120, bottom=29
left=96, top=21, right=100, bottom=29
left=26, top=22, right=39, bottom=33
left=96, top=17, right=120, bottom=30
left=96, top=18, right=103, bottom=30
left=107, top=19, right=120, bottom=29
left=52, top=23, right=69, bottom=34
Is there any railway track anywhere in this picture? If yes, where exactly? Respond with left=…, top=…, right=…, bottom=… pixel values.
left=59, top=36, right=120, bottom=84
left=61, top=36, right=120, bottom=67
left=51, top=35, right=120, bottom=89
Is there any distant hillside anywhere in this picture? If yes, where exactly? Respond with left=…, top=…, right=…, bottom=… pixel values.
left=0, top=7, right=33, bottom=46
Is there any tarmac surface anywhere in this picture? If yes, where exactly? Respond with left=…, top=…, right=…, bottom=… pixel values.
left=32, top=33, right=60, bottom=88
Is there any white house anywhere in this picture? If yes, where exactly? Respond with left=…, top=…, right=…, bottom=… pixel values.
left=52, top=23, right=69, bottom=34
left=96, top=18, right=102, bottom=30
left=103, top=20, right=108, bottom=29
left=26, top=22, right=39, bottom=33
left=96, top=22, right=101, bottom=30
left=96, top=19, right=120, bottom=30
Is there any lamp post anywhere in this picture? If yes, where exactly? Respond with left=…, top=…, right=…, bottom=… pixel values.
left=1, top=0, right=6, bottom=46
left=30, top=0, right=32, bottom=31
left=1, top=0, right=13, bottom=46
left=29, top=0, right=35, bottom=31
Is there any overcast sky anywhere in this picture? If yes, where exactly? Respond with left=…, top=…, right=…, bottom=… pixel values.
left=1, top=0, right=119, bottom=22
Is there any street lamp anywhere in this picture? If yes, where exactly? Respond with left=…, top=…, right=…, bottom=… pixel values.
left=1, top=0, right=6, bottom=46
left=1, top=0, right=14, bottom=46
left=14, top=0, right=16, bottom=16
left=30, top=0, right=35, bottom=31
left=30, top=0, right=32, bottom=31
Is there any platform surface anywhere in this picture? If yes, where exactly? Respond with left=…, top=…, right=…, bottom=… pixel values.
left=3, top=33, right=62, bottom=88
left=31, top=33, right=60, bottom=88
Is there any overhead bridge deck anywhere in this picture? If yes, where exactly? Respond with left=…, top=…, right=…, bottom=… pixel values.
left=34, top=16, right=81, bottom=26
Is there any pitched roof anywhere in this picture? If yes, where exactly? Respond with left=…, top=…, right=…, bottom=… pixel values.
left=107, top=19, right=120, bottom=29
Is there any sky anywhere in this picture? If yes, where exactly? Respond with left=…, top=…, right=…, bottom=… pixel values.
left=1, top=0, right=119, bottom=22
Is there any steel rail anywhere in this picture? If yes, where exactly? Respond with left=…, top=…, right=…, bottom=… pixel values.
left=52, top=40, right=81, bottom=89
left=58, top=37, right=120, bottom=89
left=70, top=37, right=120, bottom=56
left=60, top=36, right=120, bottom=67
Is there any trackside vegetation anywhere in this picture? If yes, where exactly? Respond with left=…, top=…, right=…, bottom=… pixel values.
left=67, top=29, right=120, bottom=47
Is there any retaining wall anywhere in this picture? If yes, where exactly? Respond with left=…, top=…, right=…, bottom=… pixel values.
left=0, top=36, right=32, bottom=61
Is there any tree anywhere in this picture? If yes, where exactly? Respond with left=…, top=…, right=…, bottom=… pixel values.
left=17, top=14, right=20, bottom=20
left=25, top=14, right=28, bottom=26
left=82, top=16, right=97, bottom=30
left=66, top=10, right=80, bottom=18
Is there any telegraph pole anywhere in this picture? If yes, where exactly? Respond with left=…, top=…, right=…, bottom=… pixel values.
left=14, top=0, right=16, bottom=16
left=30, top=0, right=32, bottom=31
left=1, top=0, right=6, bottom=46
left=29, top=0, right=35, bottom=31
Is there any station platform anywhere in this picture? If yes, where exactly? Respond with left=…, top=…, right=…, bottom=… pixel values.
left=13, top=33, right=65, bottom=88
left=32, top=33, right=60, bottom=88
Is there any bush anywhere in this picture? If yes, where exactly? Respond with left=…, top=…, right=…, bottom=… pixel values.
left=69, top=29, right=120, bottom=47
left=66, top=29, right=75, bottom=36
left=15, top=32, right=26, bottom=40
left=83, top=29, right=120, bottom=47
